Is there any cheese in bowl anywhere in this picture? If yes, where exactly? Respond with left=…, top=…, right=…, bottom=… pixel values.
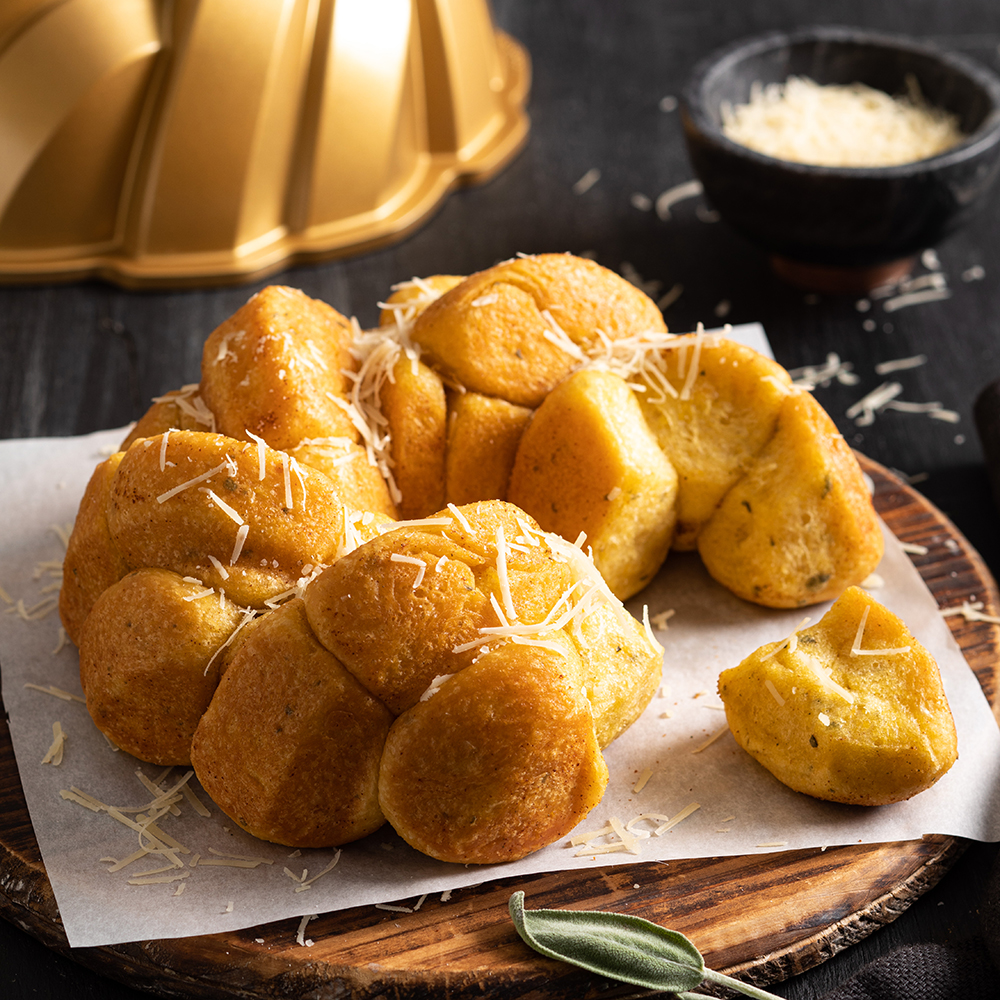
left=721, top=75, right=965, bottom=168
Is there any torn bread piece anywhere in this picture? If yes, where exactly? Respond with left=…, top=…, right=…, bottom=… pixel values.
left=719, top=586, right=957, bottom=805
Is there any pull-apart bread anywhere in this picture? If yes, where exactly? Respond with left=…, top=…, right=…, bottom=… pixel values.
left=377, top=255, right=882, bottom=603
left=61, top=254, right=888, bottom=862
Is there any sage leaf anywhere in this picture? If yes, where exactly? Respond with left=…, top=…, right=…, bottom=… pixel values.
left=509, top=892, right=786, bottom=1000
left=508, top=890, right=704, bottom=992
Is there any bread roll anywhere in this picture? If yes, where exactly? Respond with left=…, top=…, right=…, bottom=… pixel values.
left=200, top=285, right=359, bottom=450
left=192, top=599, right=391, bottom=847
left=378, top=634, right=608, bottom=863
left=79, top=568, right=243, bottom=764
left=107, top=430, right=347, bottom=608
left=411, top=254, right=667, bottom=407
left=698, top=391, right=883, bottom=608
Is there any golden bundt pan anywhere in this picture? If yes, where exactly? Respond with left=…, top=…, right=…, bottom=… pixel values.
left=0, top=0, right=530, bottom=288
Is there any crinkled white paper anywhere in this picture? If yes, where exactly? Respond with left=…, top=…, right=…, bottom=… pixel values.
left=2, top=417, right=999, bottom=949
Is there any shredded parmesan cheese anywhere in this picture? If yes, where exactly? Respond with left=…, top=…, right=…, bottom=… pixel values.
left=151, top=384, right=216, bottom=432
left=390, top=553, right=427, bottom=588
left=764, top=679, right=785, bottom=706
left=494, top=525, right=518, bottom=623
left=721, top=75, right=964, bottom=167
left=24, top=682, right=85, bottom=703
left=799, top=653, right=856, bottom=704
left=679, top=323, right=704, bottom=400
left=875, top=354, right=928, bottom=375
left=296, top=913, right=317, bottom=946
left=852, top=605, right=870, bottom=649
left=180, top=783, right=212, bottom=817
left=941, top=600, right=1000, bottom=625
left=203, top=608, right=260, bottom=675
left=230, top=524, right=249, bottom=565
left=41, top=721, right=66, bottom=765
left=650, top=608, right=675, bottom=630
left=197, top=857, right=267, bottom=869
left=655, top=179, right=703, bottom=220
left=569, top=823, right=615, bottom=846
left=294, top=852, right=341, bottom=893
left=574, top=842, right=630, bottom=858
left=244, top=430, right=268, bottom=481
left=572, top=167, right=601, bottom=194
left=691, top=726, right=729, bottom=753
left=157, top=459, right=235, bottom=504
left=128, top=871, right=190, bottom=886
left=787, top=353, right=859, bottom=389
left=289, top=457, right=308, bottom=512
left=540, top=309, right=586, bottom=361
left=883, top=288, right=952, bottom=312
left=624, top=814, right=670, bottom=836
left=207, top=554, right=230, bottom=580
left=846, top=382, right=903, bottom=426
left=655, top=802, right=701, bottom=834
left=6, top=596, right=59, bottom=621
left=608, top=815, right=641, bottom=854
left=633, top=768, right=653, bottom=793
left=182, top=586, right=216, bottom=603
left=763, top=616, right=812, bottom=659
left=850, top=604, right=911, bottom=655
left=159, top=429, right=171, bottom=472
left=419, top=674, right=453, bottom=702
left=642, top=605, right=664, bottom=656
left=280, top=452, right=293, bottom=509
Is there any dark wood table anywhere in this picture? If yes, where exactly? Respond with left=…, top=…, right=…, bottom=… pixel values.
left=3, top=2, right=1000, bottom=997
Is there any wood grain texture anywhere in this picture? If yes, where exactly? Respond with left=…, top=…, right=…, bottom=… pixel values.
left=0, top=455, right=996, bottom=998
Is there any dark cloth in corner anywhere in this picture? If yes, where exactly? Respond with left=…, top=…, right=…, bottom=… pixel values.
left=820, top=940, right=996, bottom=1000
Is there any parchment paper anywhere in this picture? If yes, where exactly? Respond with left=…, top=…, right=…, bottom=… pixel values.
left=2, top=363, right=999, bottom=948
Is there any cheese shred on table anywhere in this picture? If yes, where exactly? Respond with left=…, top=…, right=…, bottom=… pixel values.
left=41, top=721, right=66, bottom=765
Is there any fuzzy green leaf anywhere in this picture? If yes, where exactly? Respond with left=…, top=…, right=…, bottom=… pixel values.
left=509, top=891, right=705, bottom=992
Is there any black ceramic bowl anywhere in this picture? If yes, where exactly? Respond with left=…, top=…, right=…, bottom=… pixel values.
left=681, top=26, right=1000, bottom=292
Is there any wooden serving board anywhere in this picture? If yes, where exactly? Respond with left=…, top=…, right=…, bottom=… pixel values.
left=1, top=455, right=998, bottom=998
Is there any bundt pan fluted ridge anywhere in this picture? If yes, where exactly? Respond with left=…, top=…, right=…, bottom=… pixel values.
left=0, top=0, right=530, bottom=287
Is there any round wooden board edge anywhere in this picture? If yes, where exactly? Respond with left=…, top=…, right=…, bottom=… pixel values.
left=0, top=455, right=997, bottom=999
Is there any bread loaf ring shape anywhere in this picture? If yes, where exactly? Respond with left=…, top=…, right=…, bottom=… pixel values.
left=192, top=500, right=662, bottom=860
